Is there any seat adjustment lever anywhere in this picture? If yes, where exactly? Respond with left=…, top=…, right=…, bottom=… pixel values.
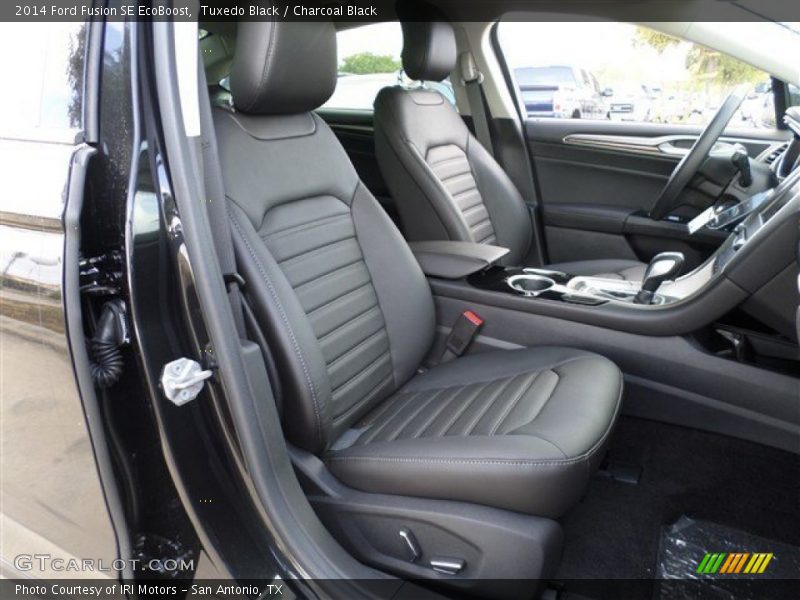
left=398, top=528, right=421, bottom=562
left=430, top=556, right=465, bottom=575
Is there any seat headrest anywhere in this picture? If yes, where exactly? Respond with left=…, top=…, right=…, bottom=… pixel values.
left=400, top=10, right=456, bottom=82
left=230, top=21, right=337, bottom=114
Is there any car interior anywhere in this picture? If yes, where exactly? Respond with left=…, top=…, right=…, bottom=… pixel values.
left=144, top=5, right=799, bottom=598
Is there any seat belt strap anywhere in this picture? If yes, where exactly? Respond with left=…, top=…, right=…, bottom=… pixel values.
left=196, top=58, right=247, bottom=338
left=459, top=51, right=494, bottom=156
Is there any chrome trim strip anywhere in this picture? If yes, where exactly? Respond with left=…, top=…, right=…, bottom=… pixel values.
left=563, top=133, right=673, bottom=156
left=563, top=133, right=787, bottom=161
left=783, top=112, right=800, bottom=137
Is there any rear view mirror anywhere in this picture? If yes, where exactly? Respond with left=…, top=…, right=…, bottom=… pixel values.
left=602, top=87, right=614, bottom=97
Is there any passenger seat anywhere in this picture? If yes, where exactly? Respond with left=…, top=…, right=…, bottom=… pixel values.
left=212, top=17, right=622, bottom=574
left=373, top=18, right=647, bottom=280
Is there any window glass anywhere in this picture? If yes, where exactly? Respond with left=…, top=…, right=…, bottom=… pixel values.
left=0, top=22, right=84, bottom=136
left=322, top=22, right=456, bottom=111
left=497, top=21, right=774, bottom=128
left=788, top=83, right=800, bottom=108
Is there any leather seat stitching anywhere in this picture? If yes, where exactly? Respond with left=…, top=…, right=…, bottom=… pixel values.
left=438, top=380, right=495, bottom=436
left=503, top=370, right=560, bottom=435
left=292, top=258, right=364, bottom=292
left=264, top=212, right=350, bottom=240
left=437, top=170, right=473, bottom=186
left=428, top=154, right=467, bottom=168
left=306, top=282, right=372, bottom=319
left=242, top=18, right=277, bottom=113
left=404, top=355, right=592, bottom=394
left=317, top=305, right=382, bottom=344
left=461, top=202, right=489, bottom=217
left=331, top=350, right=391, bottom=395
left=326, top=328, right=387, bottom=370
left=462, top=376, right=518, bottom=436
left=272, top=234, right=356, bottom=266
left=427, top=142, right=495, bottom=243
left=386, top=387, right=450, bottom=442
left=410, top=386, right=466, bottom=439
left=293, top=268, right=369, bottom=314
left=330, top=374, right=623, bottom=467
left=221, top=111, right=318, bottom=142
left=332, top=373, right=394, bottom=424
left=488, top=372, right=539, bottom=435
left=228, top=209, right=324, bottom=445
left=358, top=391, right=423, bottom=444
left=521, top=431, right=567, bottom=458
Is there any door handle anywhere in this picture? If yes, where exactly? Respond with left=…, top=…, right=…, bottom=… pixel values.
left=656, top=141, right=690, bottom=156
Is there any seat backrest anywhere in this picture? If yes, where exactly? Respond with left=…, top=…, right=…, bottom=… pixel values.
left=374, top=20, right=532, bottom=266
left=214, top=21, right=435, bottom=454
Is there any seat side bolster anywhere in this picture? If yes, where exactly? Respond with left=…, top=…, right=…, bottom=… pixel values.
left=465, top=135, right=533, bottom=266
left=325, top=424, right=615, bottom=518
left=351, top=182, right=437, bottom=390
left=228, top=203, right=333, bottom=453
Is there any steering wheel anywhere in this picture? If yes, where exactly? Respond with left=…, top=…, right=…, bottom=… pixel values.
left=649, top=86, right=748, bottom=220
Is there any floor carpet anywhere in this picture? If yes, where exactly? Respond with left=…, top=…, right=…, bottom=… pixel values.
left=552, top=417, right=800, bottom=598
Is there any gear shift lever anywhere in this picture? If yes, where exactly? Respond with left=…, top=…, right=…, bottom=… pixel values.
left=634, top=252, right=685, bottom=304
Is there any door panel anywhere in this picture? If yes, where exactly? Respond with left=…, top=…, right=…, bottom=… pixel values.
left=525, top=118, right=790, bottom=265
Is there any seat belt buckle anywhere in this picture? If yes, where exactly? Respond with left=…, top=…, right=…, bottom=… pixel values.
left=444, top=310, right=483, bottom=358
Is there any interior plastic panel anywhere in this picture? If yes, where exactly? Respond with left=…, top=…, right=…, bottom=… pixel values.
left=290, top=448, right=562, bottom=600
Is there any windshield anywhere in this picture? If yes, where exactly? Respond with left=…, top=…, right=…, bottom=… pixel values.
left=681, top=21, right=800, bottom=86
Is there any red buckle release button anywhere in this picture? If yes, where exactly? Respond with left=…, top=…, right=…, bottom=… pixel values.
left=463, top=310, right=483, bottom=326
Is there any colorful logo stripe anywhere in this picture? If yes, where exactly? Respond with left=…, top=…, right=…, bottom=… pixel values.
left=696, top=552, right=773, bottom=574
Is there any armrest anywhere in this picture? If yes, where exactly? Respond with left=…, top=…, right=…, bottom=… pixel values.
left=409, top=241, right=509, bottom=279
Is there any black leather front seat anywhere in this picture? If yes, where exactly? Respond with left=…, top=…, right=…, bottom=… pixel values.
left=214, top=21, right=622, bottom=519
left=374, top=20, right=647, bottom=281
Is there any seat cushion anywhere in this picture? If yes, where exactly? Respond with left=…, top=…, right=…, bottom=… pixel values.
left=547, top=259, right=647, bottom=282
left=326, top=347, right=622, bottom=517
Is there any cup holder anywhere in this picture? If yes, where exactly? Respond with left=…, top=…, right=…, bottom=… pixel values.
left=507, top=274, right=556, bottom=296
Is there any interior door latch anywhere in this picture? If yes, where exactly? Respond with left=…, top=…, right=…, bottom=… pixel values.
left=160, top=358, right=213, bottom=406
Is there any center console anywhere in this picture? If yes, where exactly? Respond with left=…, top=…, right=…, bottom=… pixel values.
left=469, top=163, right=798, bottom=316
left=410, top=162, right=798, bottom=340
left=469, top=267, right=607, bottom=305
left=469, top=263, right=684, bottom=307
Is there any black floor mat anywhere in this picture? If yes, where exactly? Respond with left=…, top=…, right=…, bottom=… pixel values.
left=553, top=417, right=800, bottom=598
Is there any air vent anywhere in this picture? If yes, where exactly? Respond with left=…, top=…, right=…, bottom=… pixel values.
left=764, top=143, right=789, bottom=165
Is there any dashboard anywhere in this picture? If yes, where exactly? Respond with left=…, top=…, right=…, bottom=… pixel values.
left=550, top=135, right=799, bottom=308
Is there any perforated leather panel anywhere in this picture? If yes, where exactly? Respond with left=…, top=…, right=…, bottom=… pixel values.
left=426, top=144, right=497, bottom=245
left=259, top=196, right=395, bottom=422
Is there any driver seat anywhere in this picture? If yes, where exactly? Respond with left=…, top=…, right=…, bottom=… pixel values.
left=374, top=19, right=647, bottom=281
